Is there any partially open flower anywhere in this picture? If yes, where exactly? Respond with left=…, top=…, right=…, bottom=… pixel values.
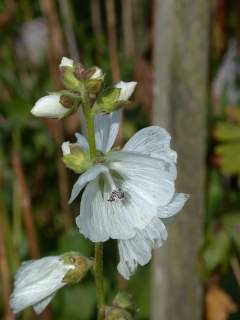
left=84, top=66, right=105, bottom=94
left=10, top=253, right=93, bottom=315
left=62, top=141, right=92, bottom=174
left=91, top=81, right=137, bottom=114
left=31, top=94, right=77, bottom=119
left=59, top=57, right=80, bottom=90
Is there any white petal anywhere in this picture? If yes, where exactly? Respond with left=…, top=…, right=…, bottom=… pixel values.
left=115, top=81, right=137, bottom=100
left=94, top=110, right=121, bottom=152
left=77, top=177, right=159, bottom=242
left=123, top=126, right=177, bottom=163
left=117, top=218, right=167, bottom=279
left=60, top=57, right=74, bottom=68
left=75, top=133, right=89, bottom=150
left=10, top=257, right=71, bottom=314
left=90, top=67, right=103, bottom=79
left=33, top=293, right=56, bottom=314
left=62, top=141, right=70, bottom=155
left=158, top=193, right=189, bottom=218
left=109, top=151, right=176, bottom=206
left=69, top=164, right=108, bottom=203
left=31, top=94, right=68, bottom=119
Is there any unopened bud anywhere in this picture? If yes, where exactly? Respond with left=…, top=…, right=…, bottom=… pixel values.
left=105, top=306, right=133, bottom=320
left=31, top=94, right=75, bottom=119
left=91, top=81, right=137, bottom=115
left=61, top=252, right=93, bottom=285
left=112, top=292, right=134, bottom=311
left=62, top=142, right=92, bottom=173
left=59, top=57, right=80, bottom=90
left=84, top=66, right=104, bottom=94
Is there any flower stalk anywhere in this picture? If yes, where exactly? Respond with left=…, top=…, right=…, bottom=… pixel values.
left=81, top=86, right=105, bottom=320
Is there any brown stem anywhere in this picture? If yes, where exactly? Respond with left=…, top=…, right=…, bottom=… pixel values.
left=106, top=0, right=120, bottom=81
left=91, top=0, right=104, bottom=57
left=0, top=198, right=15, bottom=320
left=40, top=0, right=72, bottom=230
left=122, top=0, right=135, bottom=57
left=58, top=0, right=79, bottom=60
left=230, top=256, right=240, bottom=286
left=11, top=150, right=40, bottom=259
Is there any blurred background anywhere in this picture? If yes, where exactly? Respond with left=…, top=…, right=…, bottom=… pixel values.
left=1, top=0, right=240, bottom=319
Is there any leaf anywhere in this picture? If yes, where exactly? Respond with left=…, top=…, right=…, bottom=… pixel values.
left=202, top=229, right=231, bottom=273
left=206, top=285, right=237, bottom=320
left=222, top=212, right=240, bottom=252
left=214, top=122, right=240, bottom=141
left=215, top=143, right=240, bottom=174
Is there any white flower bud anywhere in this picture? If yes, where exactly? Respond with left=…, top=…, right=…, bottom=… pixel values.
left=59, top=56, right=74, bottom=68
left=10, top=256, right=73, bottom=314
left=31, top=94, right=70, bottom=119
left=10, top=253, right=93, bottom=315
left=115, top=81, right=137, bottom=101
left=90, top=67, right=104, bottom=80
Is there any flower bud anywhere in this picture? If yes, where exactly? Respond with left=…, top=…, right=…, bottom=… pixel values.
left=62, top=141, right=92, bottom=173
left=112, top=292, right=134, bottom=311
left=91, top=81, right=137, bottom=115
left=61, top=252, right=94, bottom=284
left=31, top=94, right=78, bottom=119
left=105, top=306, right=133, bottom=320
left=59, top=57, right=80, bottom=90
left=85, top=67, right=104, bottom=94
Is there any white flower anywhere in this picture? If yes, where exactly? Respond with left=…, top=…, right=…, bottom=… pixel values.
left=31, top=94, right=69, bottom=119
left=90, top=67, right=104, bottom=80
left=60, top=56, right=74, bottom=68
left=115, top=81, right=137, bottom=100
left=65, top=111, right=189, bottom=279
left=10, top=256, right=73, bottom=314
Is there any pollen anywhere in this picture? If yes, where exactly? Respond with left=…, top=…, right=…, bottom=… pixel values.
left=108, top=188, right=125, bottom=202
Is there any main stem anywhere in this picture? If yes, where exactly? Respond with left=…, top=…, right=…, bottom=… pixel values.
left=81, top=90, right=105, bottom=320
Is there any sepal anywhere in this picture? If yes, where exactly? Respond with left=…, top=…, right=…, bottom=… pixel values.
left=62, top=142, right=92, bottom=173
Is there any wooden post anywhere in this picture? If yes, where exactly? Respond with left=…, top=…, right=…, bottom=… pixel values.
left=151, top=0, right=210, bottom=319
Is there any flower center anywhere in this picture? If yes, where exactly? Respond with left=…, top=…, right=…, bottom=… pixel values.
left=104, top=171, right=125, bottom=202
left=108, top=189, right=125, bottom=202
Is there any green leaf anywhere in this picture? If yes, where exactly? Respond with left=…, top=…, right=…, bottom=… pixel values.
left=202, top=229, right=231, bottom=273
left=222, top=212, right=240, bottom=252
left=215, top=122, right=240, bottom=141
left=216, top=143, right=240, bottom=174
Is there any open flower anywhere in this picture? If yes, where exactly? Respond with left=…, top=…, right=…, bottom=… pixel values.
left=10, top=253, right=93, bottom=314
left=64, top=111, right=189, bottom=279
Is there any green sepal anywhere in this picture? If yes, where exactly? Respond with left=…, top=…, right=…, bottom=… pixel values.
left=91, top=88, right=121, bottom=115
left=62, top=144, right=92, bottom=173
left=61, top=252, right=94, bottom=285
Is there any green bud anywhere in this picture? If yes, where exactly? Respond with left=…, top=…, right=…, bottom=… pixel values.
left=61, top=252, right=93, bottom=285
left=91, top=88, right=121, bottom=114
left=105, top=306, right=133, bottom=320
left=112, top=292, right=134, bottom=311
left=62, top=142, right=92, bottom=173
left=60, top=66, right=80, bottom=90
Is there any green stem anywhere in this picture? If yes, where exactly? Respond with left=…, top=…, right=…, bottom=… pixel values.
left=81, top=87, right=105, bottom=320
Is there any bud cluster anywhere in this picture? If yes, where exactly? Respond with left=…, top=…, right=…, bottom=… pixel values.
left=31, top=57, right=137, bottom=120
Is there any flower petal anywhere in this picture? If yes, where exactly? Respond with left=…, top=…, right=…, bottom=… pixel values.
left=75, top=132, right=89, bottom=149
left=94, top=110, right=121, bottom=152
left=115, top=81, right=137, bottom=100
left=31, top=94, right=68, bottom=119
left=123, top=126, right=177, bottom=163
left=76, top=178, right=160, bottom=242
left=10, top=257, right=70, bottom=314
left=158, top=193, right=189, bottom=218
left=33, top=293, right=56, bottom=314
left=69, top=164, right=108, bottom=203
left=117, top=218, right=167, bottom=279
left=109, top=151, right=176, bottom=206
left=60, top=57, right=74, bottom=68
